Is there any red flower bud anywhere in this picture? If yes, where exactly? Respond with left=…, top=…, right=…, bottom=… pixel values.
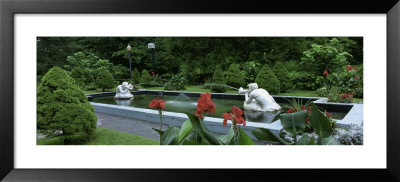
left=346, top=65, right=353, bottom=71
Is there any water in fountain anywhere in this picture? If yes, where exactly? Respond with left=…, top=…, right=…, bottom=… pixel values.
left=201, top=83, right=239, bottom=91
left=166, top=93, right=197, bottom=107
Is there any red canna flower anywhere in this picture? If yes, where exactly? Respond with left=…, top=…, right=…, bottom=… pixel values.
left=307, top=107, right=312, bottom=114
left=195, top=92, right=216, bottom=119
left=346, top=65, right=353, bottom=71
left=301, top=106, right=306, bottom=111
left=195, top=110, right=204, bottom=120
left=286, top=108, right=293, bottom=113
left=323, top=70, right=329, bottom=76
left=223, top=106, right=246, bottom=126
left=341, top=93, right=348, bottom=99
left=354, top=76, right=360, bottom=80
left=326, top=111, right=332, bottom=118
left=148, top=99, right=166, bottom=110
left=353, top=67, right=358, bottom=71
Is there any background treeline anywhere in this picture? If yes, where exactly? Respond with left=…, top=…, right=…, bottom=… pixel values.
left=37, top=37, right=362, bottom=95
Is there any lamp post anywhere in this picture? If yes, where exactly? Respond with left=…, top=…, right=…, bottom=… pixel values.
left=127, top=44, right=132, bottom=84
left=148, top=42, right=155, bottom=74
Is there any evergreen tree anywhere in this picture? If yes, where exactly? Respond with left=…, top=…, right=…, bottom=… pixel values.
left=225, top=63, right=245, bottom=88
left=132, top=68, right=141, bottom=84
left=95, top=68, right=115, bottom=92
left=272, top=61, right=292, bottom=92
left=37, top=66, right=97, bottom=144
left=255, top=64, right=280, bottom=94
left=140, top=69, right=153, bottom=87
left=211, top=65, right=226, bottom=93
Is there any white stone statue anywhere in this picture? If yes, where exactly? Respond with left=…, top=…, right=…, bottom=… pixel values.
left=114, top=82, right=134, bottom=99
left=239, top=83, right=281, bottom=112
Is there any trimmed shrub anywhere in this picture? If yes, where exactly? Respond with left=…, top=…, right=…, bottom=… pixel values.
left=132, top=68, right=141, bottom=84
left=211, top=65, right=226, bottom=93
left=225, top=63, right=245, bottom=88
left=140, top=69, right=153, bottom=87
left=95, top=68, right=115, bottom=92
left=255, top=64, right=280, bottom=94
left=272, top=61, right=293, bottom=93
left=70, top=66, right=86, bottom=88
left=164, top=75, right=186, bottom=90
left=37, top=66, right=97, bottom=144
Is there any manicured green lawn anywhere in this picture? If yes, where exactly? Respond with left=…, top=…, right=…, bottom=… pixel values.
left=37, top=128, right=159, bottom=145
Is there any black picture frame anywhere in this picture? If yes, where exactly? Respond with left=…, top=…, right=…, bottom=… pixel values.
left=1, top=0, right=399, bottom=181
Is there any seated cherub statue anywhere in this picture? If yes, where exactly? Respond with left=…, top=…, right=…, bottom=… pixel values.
left=114, top=82, right=134, bottom=99
left=239, top=83, right=281, bottom=112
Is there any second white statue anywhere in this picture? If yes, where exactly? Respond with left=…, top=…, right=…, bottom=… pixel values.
left=239, top=83, right=281, bottom=112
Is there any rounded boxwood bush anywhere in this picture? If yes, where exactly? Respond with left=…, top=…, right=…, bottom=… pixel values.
left=132, top=68, right=141, bottom=84
left=37, top=66, right=97, bottom=144
left=225, top=63, right=245, bottom=88
left=95, top=68, right=115, bottom=92
left=140, top=69, right=153, bottom=87
left=211, top=65, right=226, bottom=93
left=272, top=61, right=292, bottom=93
left=255, top=64, right=280, bottom=94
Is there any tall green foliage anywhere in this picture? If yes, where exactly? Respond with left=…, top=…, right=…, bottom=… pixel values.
left=132, top=68, right=141, bottom=84
left=211, top=65, right=226, bottom=93
left=272, top=61, right=292, bottom=92
left=255, top=64, right=280, bottom=94
left=226, top=63, right=245, bottom=88
left=37, top=66, right=97, bottom=144
left=95, top=68, right=115, bottom=92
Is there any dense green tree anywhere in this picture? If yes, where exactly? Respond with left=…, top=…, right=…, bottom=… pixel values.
left=300, top=38, right=352, bottom=77
left=211, top=65, right=226, bottom=93
left=37, top=66, right=97, bottom=144
left=37, top=37, right=363, bottom=88
left=132, top=68, right=141, bottom=84
left=95, top=68, right=115, bottom=92
left=255, top=64, right=280, bottom=94
left=272, top=61, right=293, bottom=92
left=225, top=63, right=245, bottom=88
left=140, top=69, right=153, bottom=87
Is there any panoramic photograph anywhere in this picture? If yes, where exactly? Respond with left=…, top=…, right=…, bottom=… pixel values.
left=36, top=37, right=363, bottom=145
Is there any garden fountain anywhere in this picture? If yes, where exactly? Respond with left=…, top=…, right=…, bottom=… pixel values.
left=114, top=82, right=134, bottom=99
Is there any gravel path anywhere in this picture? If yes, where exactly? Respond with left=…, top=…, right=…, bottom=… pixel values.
left=96, top=112, right=166, bottom=141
